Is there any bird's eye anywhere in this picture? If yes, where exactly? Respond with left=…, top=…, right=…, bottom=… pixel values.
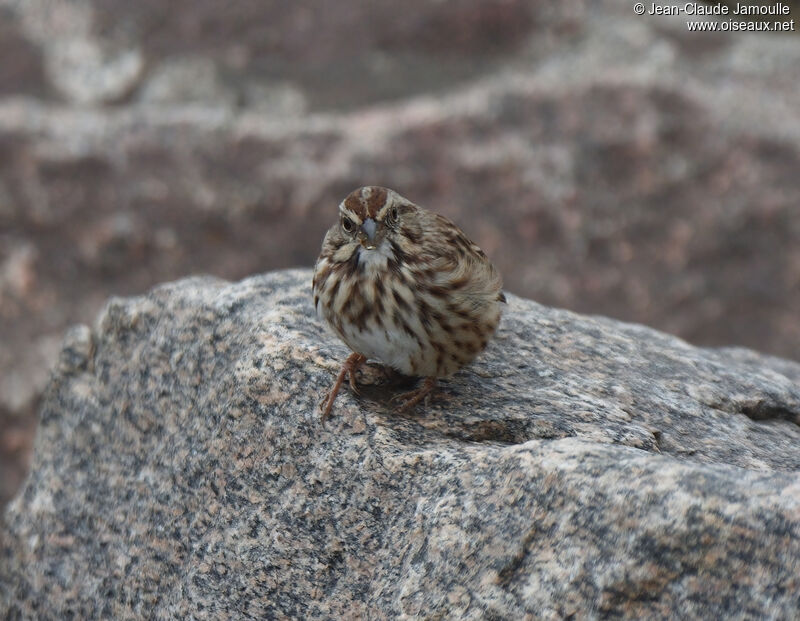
left=390, top=207, right=399, bottom=223
left=341, top=217, right=354, bottom=233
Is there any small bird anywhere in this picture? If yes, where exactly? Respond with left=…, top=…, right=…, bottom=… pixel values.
left=312, top=186, right=505, bottom=420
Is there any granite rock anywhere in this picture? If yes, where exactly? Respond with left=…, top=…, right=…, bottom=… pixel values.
left=3, top=0, right=800, bottom=505
left=2, top=269, right=799, bottom=618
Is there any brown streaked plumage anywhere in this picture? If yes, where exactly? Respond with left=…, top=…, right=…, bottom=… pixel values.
left=313, top=186, right=505, bottom=420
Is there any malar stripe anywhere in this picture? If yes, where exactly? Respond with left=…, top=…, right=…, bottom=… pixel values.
left=390, top=240, right=424, bottom=266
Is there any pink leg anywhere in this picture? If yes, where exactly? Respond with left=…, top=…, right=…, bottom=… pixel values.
left=321, top=353, right=367, bottom=421
left=391, top=377, right=438, bottom=412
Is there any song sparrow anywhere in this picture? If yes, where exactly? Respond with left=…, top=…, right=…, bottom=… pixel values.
left=313, top=186, right=505, bottom=420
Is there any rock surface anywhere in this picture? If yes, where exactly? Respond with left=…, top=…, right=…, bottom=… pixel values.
left=2, top=269, right=799, bottom=618
left=2, top=0, right=800, bottom=437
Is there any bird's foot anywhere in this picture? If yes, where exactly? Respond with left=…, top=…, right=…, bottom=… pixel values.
left=321, top=353, right=367, bottom=421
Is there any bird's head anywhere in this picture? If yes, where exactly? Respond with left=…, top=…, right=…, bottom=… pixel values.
left=332, top=186, right=413, bottom=256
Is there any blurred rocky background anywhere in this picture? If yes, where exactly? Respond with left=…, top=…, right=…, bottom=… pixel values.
left=1, top=0, right=799, bottom=506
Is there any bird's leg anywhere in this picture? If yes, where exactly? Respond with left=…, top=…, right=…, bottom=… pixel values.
left=390, top=377, right=438, bottom=412
left=321, top=353, right=367, bottom=421
left=348, top=362, right=362, bottom=395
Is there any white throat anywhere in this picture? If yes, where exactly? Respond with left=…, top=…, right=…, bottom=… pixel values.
left=357, top=239, right=394, bottom=272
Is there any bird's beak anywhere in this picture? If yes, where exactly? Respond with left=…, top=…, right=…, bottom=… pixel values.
left=359, top=218, right=377, bottom=250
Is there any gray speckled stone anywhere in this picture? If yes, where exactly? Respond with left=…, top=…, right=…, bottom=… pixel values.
left=2, top=269, right=800, bottom=619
